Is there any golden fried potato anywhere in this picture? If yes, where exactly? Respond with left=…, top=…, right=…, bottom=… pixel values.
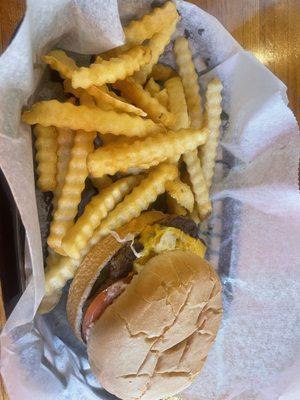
left=88, top=163, right=178, bottom=246
left=79, top=92, right=96, bottom=107
left=90, top=176, right=113, bottom=191
left=41, top=255, right=80, bottom=311
left=61, top=176, right=141, bottom=259
left=190, top=205, right=201, bottom=224
left=88, top=127, right=208, bottom=178
left=201, top=78, right=223, bottom=190
left=133, top=17, right=179, bottom=85
left=22, top=100, right=161, bottom=137
left=47, top=93, right=97, bottom=254
left=45, top=248, right=61, bottom=269
left=46, top=53, right=143, bottom=116
left=52, top=128, right=74, bottom=213
left=165, top=74, right=211, bottom=221
left=43, top=50, right=78, bottom=79
left=63, top=79, right=83, bottom=98
left=151, top=63, right=176, bottom=81
left=33, top=125, right=58, bottom=192
left=125, top=1, right=178, bottom=46
left=87, top=85, right=146, bottom=117
left=99, top=1, right=179, bottom=58
left=165, top=178, right=194, bottom=213
left=47, top=129, right=96, bottom=254
left=174, top=37, right=203, bottom=128
left=166, top=194, right=188, bottom=216
left=183, top=150, right=212, bottom=220
left=115, top=78, right=175, bottom=128
left=154, top=88, right=169, bottom=109
left=72, top=45, right=151, bottom=89
left=145, top=77, right=160, bottom=96
left=165, top=76, right=190, bottom=129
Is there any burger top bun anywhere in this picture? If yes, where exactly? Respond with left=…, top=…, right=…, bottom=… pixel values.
left=67, top=211, right=165, bottom=340
left=87, top=250, right=222, bottom=400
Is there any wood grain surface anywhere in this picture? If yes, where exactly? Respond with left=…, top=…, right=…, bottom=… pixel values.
left=190, top=0, right=299, bottom=120
left=0, top=0, right=299, bottom=398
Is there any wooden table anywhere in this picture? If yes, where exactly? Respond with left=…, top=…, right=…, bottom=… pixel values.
left=0, top=1, right=299, bottom=398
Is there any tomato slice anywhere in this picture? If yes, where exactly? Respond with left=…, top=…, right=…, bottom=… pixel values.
left=82, top=275, right=132, bottom=341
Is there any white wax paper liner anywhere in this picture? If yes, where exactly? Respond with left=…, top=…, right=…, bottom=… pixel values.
left=0, top=1, right=299, bottom=399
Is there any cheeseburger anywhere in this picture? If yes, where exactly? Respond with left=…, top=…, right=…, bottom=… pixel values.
left=67, top=211, right=222, bottom=400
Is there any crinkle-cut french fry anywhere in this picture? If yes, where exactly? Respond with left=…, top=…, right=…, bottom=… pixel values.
left=90, top=175, right=113, bottom=192
left=114, top=78, right=175, bottom=128
left=166, top=194, right=188, bottom=216
left=39, top=211, right=164, bottom=314
left=88, top=163, right=178, bottom=246
left=46, top=51, right=146, bottom=116
left=33, top=125, right=58, bottom=192
left=145, top=77, right=160, bottom=96
left=96, top=84, right=108, bottom=92
left=87, top=85, right=146, bottom=117
left=165, top=178, right=194, bottom=213
left=52, top=92, right=76, bottom=213
left=22, top=100, right=161, bottom=137
left=64, top=83, right=105, bottom=110
left=100, top=134, right=138, bottom=146
left=99, top=1, right=179, bottom=59
left=165, top=77, right=190, bottom=130
left=94, top=100, right=115, bottom=111
left=125, top=1, right=178, bottom=45
left=72, top=45, right=151, bottom=89
left=47, top=130, right=96, bottom=254
left=95, top=55, right=105, bottom=62
left=99, top=133, right=117, bottom=145
left=79, top=92, right=96, bottom=107
left=180, top=170, right=200, bottom=223
left=168, top=154, right=181, bottom=165
left=43, top=50, right=78, bottom=79
left=165, top=75, right=211, bottom=220
left=63, top=79, right=83, bottom=98
left=174, top=36, right=203, bottom=129
left=90, top=175, right=113, bottom=191
left=43, top=47, right=147, bottom=90
left=88, top=127, right=208, bottom=178
left=190, top=205, right=200, bottom=224
left=61, top=176, right=141, bottom=259
left=46, top=248, right=61, bottom=268
left=38, top=287, right=64, bottom=314
left=154, top=88, right=169, bottom=109
left=42, top=50, right=82, bottom=99
left=201, top=78, right=223, bottom=190
left=150, top=64, right=176, bottom=81
left=48, top=94, right=97, bottom=254
left=99, top=85, right=126, bottom=96
left=133, top=17, right=179, bottom=85
left=42, top=255, right=80, bottom=309
left=183, top=150, right=212, bottom=220
left=96, top=48, right=123, bottom=60
left=124, top=167, right=145, bottom=176
left=52, top=128, right=74, bottom=213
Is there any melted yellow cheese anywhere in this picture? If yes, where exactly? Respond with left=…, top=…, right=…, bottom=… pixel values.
left=134, top=224, right=206, bottom=271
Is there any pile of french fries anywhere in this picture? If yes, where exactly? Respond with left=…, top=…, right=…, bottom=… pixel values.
left=21, top=1, right=223, bottom=313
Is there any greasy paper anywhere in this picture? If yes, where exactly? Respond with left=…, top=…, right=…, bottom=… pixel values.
left=0, top=1, right=299, bottom=399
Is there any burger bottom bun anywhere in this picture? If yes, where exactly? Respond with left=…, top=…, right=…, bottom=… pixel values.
left=87, top=250, right=223, bottom=400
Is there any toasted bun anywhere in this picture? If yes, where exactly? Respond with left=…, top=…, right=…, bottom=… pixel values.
left=87, top=250, right=222, bottom=400
left=67, top=211, right=165, bottom=340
